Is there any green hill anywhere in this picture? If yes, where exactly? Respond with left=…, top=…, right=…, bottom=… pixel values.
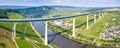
left=0, top=9, right=8, bottom=19
left=17, top=6, right=106, bottom=18
left=0, top=11, right=50, bottom=48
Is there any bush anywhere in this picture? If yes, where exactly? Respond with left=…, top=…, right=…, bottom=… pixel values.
left=114, top=38, right=120, bottom=43
left=0, top=42, right=6, bottom=48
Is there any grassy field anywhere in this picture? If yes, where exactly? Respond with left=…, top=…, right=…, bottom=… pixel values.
left=0, top=12, right=49, bottom=48
left=0, top=34, right=16, bottom=48
left=47, top=11, right=120, bottom=47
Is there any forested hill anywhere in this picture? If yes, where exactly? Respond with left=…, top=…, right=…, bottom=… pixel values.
left=0, top=9, right=20, bottom=19
left=1, top=6, right=120, bottom=18
left=16, top=6, right=106, bottom=18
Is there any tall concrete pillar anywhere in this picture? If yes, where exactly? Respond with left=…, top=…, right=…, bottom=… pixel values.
left=86, top=15, right=89, bottom=29
left=72, top=18, right=75, bottom=37
left=99, top=13, right=101, bottom=19
left=13, top=22, right=16, bottom=38
left=94, top=14, right=96, bottom=23
left=102, top=12, right=104, bottom=16
left=45, top=21, right=48, bottom=45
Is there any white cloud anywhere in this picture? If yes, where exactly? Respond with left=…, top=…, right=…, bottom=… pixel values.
left=54, top=0, right=62, bottom=3
left=93, top=0, right=117, bottom=3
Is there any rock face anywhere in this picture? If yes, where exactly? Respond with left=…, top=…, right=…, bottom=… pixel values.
left=99, top=26, right=120, bottom=39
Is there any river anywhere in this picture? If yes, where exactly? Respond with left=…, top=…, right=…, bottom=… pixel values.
left=33, top=21, right=100, bottom=48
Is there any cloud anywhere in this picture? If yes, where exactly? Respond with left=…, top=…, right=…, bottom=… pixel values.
left=93, top=0, right=117, bottom=3
left=54, top=0, right=62, bottom=3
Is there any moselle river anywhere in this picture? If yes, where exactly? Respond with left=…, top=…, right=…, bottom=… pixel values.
left=33, top=21, right=100, bottom=48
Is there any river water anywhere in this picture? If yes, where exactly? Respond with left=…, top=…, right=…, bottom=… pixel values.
left=33, top=21, right=100, bottom=48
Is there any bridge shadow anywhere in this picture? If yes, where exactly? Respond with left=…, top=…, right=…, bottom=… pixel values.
left=48, top=33, right=59, bottom=44
left=0, top=25, right=39, bottom=38
left=75, top=16, right=99, bottom=28
left=47, top=30, right=70, bottom=44
left=46, top=28, right=103, bottom=48
left=41, top=32, right=60, bottom=44
left=75, top=19, right=94, bottom=28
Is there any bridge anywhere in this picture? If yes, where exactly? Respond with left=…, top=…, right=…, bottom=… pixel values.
left=0, top=11, right=105, bottom=46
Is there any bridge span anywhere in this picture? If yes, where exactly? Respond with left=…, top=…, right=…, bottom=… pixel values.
left=0, top=12, right=104, bottom=22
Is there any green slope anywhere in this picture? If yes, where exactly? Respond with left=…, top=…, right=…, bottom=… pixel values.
left=0, top=12, right=49, bottom=48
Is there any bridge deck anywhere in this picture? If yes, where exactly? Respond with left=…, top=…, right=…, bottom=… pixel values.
left=0, top=12, right=104, bottom=22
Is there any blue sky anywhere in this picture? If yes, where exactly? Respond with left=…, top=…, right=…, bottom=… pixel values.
left=0, top=0, right=120, bottom=7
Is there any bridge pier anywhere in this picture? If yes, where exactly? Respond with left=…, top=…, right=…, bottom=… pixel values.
left=24, top=24, right=27, bottom=36
left=13, top=22, right=17, bottom=38
left=99, top=13, right=101, bottom=19
left=45, top=21, right=48, bottom=45
left=94, top=14, right=96, bottom=23
left=86, top=15, right=89, bottom=29
left=72, top=18, right=75, bottom=37
left=102, top=12, right=104, bottom=16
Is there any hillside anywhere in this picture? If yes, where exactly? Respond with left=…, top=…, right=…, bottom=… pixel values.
left=1, top=6, right=120, bottom=19
left=0, top=9, right=8, bottom=18
left=0, top=11, right=50, bottom=48
left=17, top=6, right=107, bottom=18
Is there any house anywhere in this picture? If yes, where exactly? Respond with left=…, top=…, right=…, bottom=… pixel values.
left=54, top=20, right=69, bottom=28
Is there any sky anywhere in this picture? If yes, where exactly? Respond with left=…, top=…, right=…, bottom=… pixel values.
left=0, top=0, right=120, bottom=7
